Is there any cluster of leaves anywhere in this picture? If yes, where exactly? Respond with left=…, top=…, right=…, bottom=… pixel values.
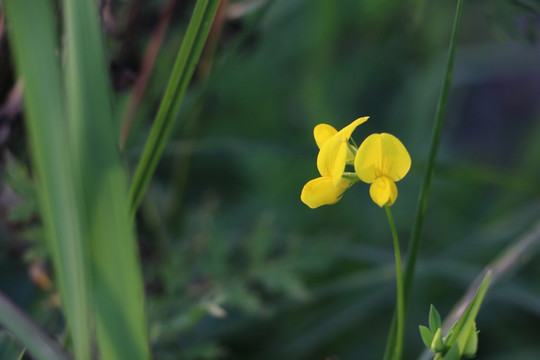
left=419, top=273, right=490, bottom=360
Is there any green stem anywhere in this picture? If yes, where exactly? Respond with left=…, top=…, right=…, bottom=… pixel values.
left=382, top=0, right=464, bottom=358
left=385, top=206, right=404, bottom=360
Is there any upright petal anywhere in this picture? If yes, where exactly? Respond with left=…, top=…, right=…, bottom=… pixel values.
left=369, top=176, right=398, bottom=207
left=354, top=133, right=382, bottom=183
left=378, top=133, right=411, bottom=181
left=338, top=116, right=369, bottom=141
left=301, top=177, right=351, bottom=209
left=354, top=133, right=411, bottom=183
left=316, top=135, right=342, bottom=177
left=314, top=124, right=337, bottom=149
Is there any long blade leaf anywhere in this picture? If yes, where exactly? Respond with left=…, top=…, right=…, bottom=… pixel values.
left=383, top=0, right=465, bottom=358
left=128, top=0, right=221, bottom=215
left=4, top=0, right=92, bottom=358
left=0, top=293, right=69, bottom=360
left=62, top=0, right=150, bottom=358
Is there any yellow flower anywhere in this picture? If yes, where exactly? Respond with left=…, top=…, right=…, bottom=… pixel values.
left=354, top=133, right=411, bottom=207
left=301, top=117, right=368, bottom=209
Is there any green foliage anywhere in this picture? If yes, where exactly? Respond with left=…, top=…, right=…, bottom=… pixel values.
left=429, top=305, right=442, bottom=333
left=129, top=0, right=221, bottom=215
left=4, top=0, right=93, bottom=357
left=419, top=273, right=491, bottom=360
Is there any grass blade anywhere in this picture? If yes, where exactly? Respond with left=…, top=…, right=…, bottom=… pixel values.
left=128, top=0, right=221, bottom=216
left=445, top=271, right=491, bottom=350
left=4, top=0, right=92, bottom=358
left=0, top=293, right=69, bottom=360
left=404, top=0, right=464, bottom=309
left=62, top=0, right=150, bottom=358
left=383, top=0, right=465, bottom=358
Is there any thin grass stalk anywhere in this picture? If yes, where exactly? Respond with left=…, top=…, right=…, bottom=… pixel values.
left=404, top=0, right=464, bottom=306
left=129, top=0, right=221, bottom=216
left=62, top=0, right=150, bottom=358
left=4, top=0, right=92, bottom=358
left=383, top=0, right=464, bottom=358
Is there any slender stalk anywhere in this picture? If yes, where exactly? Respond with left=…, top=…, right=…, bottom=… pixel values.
left=382, top=0, right=464, bottom=358
left=385, top=206, right=404, bottom=360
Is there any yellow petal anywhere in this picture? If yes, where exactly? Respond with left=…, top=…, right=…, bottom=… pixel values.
left=332, top=142, right=349, bottom=186
left=301, top=177, right=351, bottom=209
left=369, top=176, right=397, bottom=207
left=338, top=116, right=369, bottom=141
left=316, top=135, right=341, bottom=177
left=316, top=117, right=368, bottom=178
left=314, top=124, right=337, bottom=149
left=354, top=133, right=411, bottom=183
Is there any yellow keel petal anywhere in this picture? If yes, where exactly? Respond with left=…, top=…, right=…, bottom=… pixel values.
left=369, top=177, right=397, bottom=207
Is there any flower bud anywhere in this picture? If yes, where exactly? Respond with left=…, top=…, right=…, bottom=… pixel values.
left=430, top=328, right=445, bottom=353
left=462, top=326, right=478, bottom=358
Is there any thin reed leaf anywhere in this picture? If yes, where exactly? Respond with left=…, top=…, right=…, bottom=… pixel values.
left=129, top=0, right=221, bottom=216
left=0, top=293, right=69, bottom=360
left=445, top=272, right=491, bottom=349
left=4, top=0, right=92, bottom=358
left=405, top=0, right=464, bottom=308
left=62, top=0, right=149, bottom=358
left=383, top=0, right=465, bottom=358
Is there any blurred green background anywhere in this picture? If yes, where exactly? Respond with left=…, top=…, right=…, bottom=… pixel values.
left=1, top=0, right=540, bottom=359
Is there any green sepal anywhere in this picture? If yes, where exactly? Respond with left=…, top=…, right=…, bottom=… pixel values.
left=429, top=304, right=442, bottom=332
left=431, top=328, right=445, bottom=353
left=419, top=325, right=433, bottom=348
left=443, top=343, right=460, bottom=360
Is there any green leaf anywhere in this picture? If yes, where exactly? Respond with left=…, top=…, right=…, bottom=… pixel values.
left=419, top=325, right=433, bottom=348
left=4, top=0, right=92, bottom=358
left=62, top=0, right=150, bottom=358
left=129, top=0, right=220, bottom=215
left=429, top=304, right=442, bottom=332
left=446, top=272, right=491, bottom=352
left=0, top=292, right=69, bottom=360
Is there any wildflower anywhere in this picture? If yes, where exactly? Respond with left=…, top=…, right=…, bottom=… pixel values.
left=354, top=133, right=411, bottom=207
left=301, top=117, right=368, bottom=208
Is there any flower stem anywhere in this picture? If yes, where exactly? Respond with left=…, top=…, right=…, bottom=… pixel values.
left=385, top=206, right=404, bottom=360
